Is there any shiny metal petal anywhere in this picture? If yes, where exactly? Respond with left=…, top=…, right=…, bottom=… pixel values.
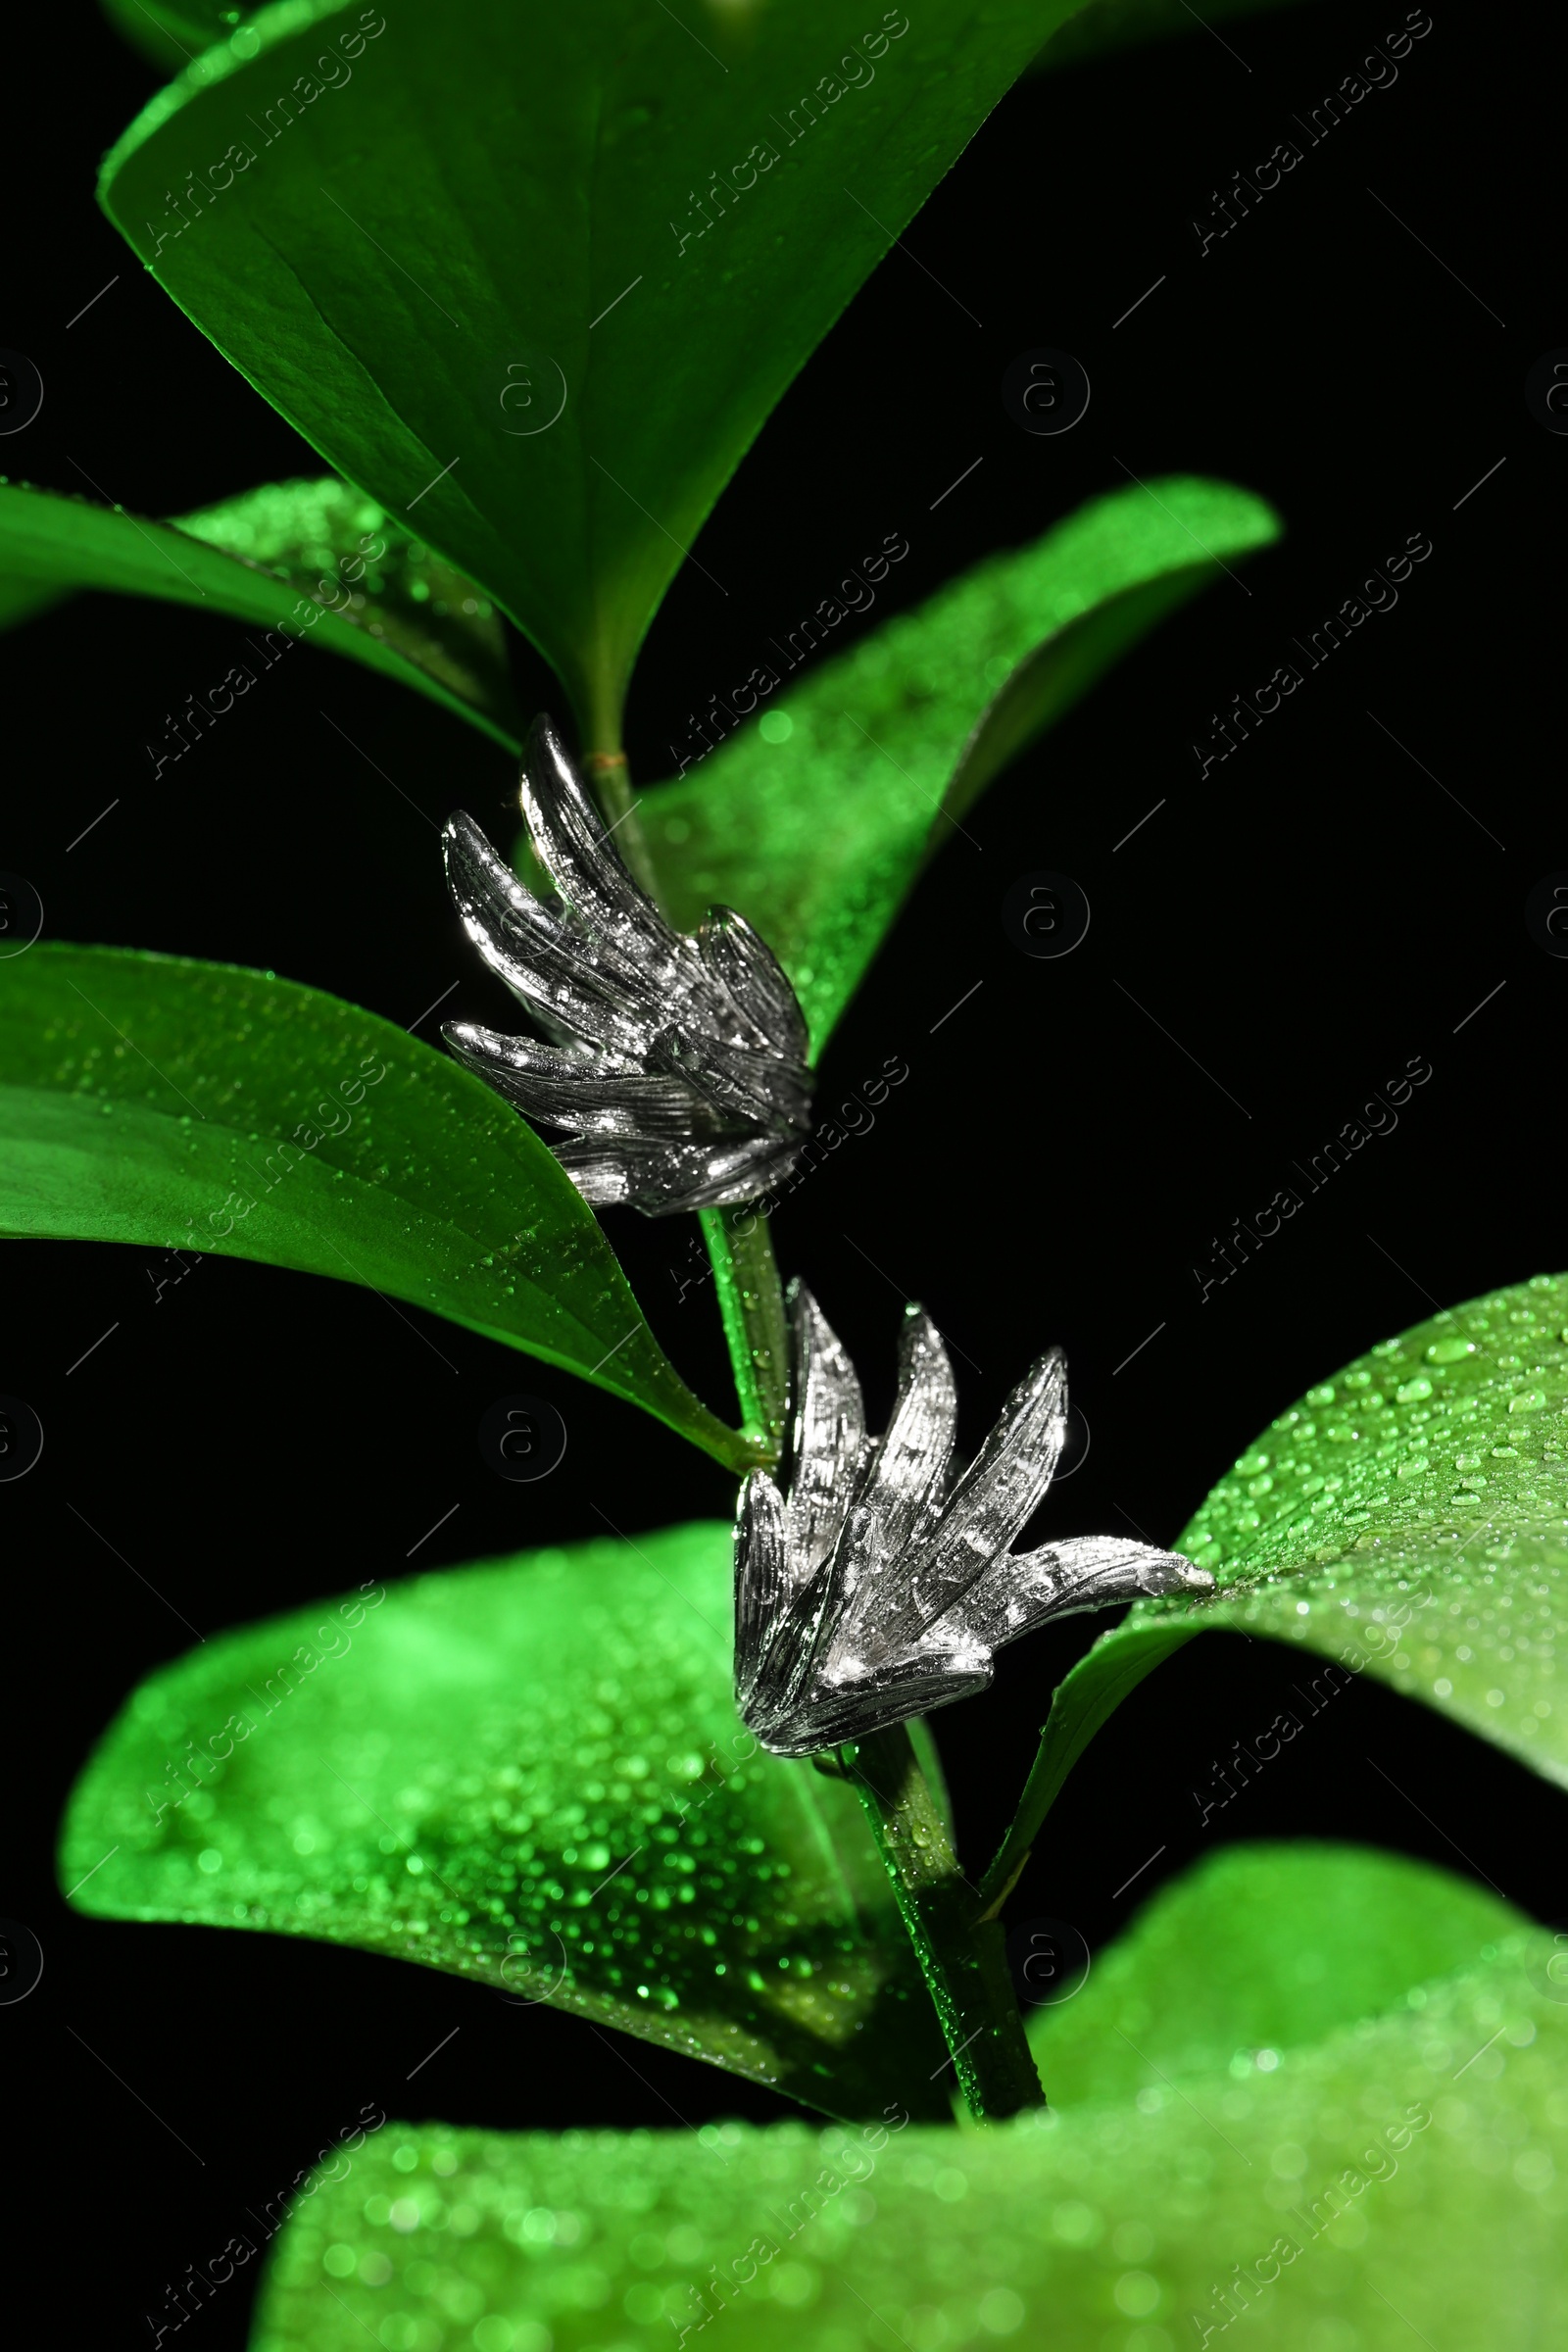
left=734, top=1472, right=790, bottom=1713
left=823, top=1308, right=956, bottom=1670
left=442, top=811, right=651, bottom=1061
left=735, top=1292, right=1209, bottom=1760
left=959, top=1536, right=1214, bottom=1650
left=442, top=715, right=814, bottom=1216
left=874, top=1348, right=1067, bottom=1650
left=783, top=1284, right=867, bottom=1578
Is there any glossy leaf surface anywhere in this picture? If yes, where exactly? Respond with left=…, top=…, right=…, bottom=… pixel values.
left=250, top=1848, right=1567, bottom=2350
left=0, top=944, right=743, bottom=1464
left=643, top=477, right=1279, bottom=1048
left=1028, top=1840, right=1521, bottom=2103
left=60, top=1526, right=948, bottom=2119
left=98, top=0, right=1093, bottom=740
left=0, top=477, right=519, bottom=746
left=982, top=1275, right=1568, bottom=1904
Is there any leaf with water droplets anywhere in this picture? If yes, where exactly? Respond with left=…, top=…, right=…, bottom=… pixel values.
left=1028, top=1840, right=1521, bottom=2102
left=0, top=478, right=518, bottom=749
left=0, top=943, right=745, bottom=1466
left=59, top=1525, right=948, bottom=2120
left=643, top=477, right=1278, bottom=1051
left=982, top=1275, right=1568, bottom=1904
left=249, top=1843, right=1568, bottom=2351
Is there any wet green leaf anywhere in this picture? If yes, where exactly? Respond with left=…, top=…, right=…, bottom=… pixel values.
left=0, top=477, right=519, bottom=748
left=1029, top=1840, right=1522, bottom=2104
left=249, top=1852, right=1568, bottom=2350
left=98, top=0, right=1097, bottom=744
left=982, top=1275, right=1568, bottom=1905
left=60, top=1525, right=948, bottom=2120
left=642, top=477, right=1279, bottom=1049
left=0, top=943, right=744, bottom=1466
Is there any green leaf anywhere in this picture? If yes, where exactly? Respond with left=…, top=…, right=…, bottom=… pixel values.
left=0, top=943, right=745, bottom=1466
left=97, top=0, right=1097, bottom=745
left=249, top=1861, right=1568, bottom=2349
left=1033, top=0, right=1309, bottom=72
left=982, top=1274, right=1568, bottom=1906
left=60, top=1526, right=950, bottom=2121
left=100, top=0, right=238, bottom=73
left=0, top=477, right=519, bottom=749
left=642, top=477, right=1279, bottom=1050
left=1029, top=1840, right=1523, bottom=2105
left=978, top=1615, right=1199, bottom=1912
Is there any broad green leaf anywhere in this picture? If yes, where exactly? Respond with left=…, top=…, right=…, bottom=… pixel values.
left=0, top=478, right=519, bottom=749
left=98, top=0, right=1097, bottom=744
left=1033, top=0, right=1309, bottom=72
left=642, top=477, right=1279, bottom=1050
left=60, top=1527, right=950, bottom=2121
left=1029, top=1840, right=1522, bottom=2105
left=0, top=943, right=745, bottom=1466
left=981, top=1275, right=1568, bottom=1906
left=250, top=1879, right=1568, bottom=2349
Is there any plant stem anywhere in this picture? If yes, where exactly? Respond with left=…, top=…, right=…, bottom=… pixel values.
left=583, top=746, right=662, bottom=905
left=699, top=1205, right=789, bottom=1467
left=850, top=1724, right=1045, bottom=2124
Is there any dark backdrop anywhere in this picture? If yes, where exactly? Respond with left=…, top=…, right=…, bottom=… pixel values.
left=4, top=3, right=1557, bottom=2342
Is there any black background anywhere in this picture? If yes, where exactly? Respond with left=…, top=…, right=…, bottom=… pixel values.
left=4, top=2, right=1559, bottom=2342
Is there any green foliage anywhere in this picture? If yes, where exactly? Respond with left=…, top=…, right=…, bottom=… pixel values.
left=97, top=0, right=1092, bottom=745
left=0, top=477, right=518, bottom=746
left=249, top=1846, right=1568, bottom=2350
left=0, top=944, right=744, bottom=1464
left=48, top=10, right=1556, bottom=2308
left=59, top=1526, right=949, bottom=2120
left=983, top=1275, right=1568, bottom=1902
left=101, top=0, right=235, bottom=74
left=644, top=477, right=1278, bottom=1048
left=1029, top=1841, right=1521, bottom=2103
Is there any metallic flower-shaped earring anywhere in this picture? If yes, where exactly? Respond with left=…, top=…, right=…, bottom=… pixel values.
left=735, top=1285, right=1212, bottom=1757
left=442, top=715, right=813, bottom=1216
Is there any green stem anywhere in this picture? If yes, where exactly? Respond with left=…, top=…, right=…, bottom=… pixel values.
left=850, top=1725, right=1045, bottom=2124
left=583, top=747, right=662, bottom=906
left=699, top=1205, right=789, bottom=1466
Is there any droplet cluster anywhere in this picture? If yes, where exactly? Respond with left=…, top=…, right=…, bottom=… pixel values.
left=61, top=1528, right=927, bottom=2112
left=1161, top=1276, right=1568, bottom=1779
left=252, top=1926, right=1568, bottom=2352
left=174, top=475, right=511, bottom=710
